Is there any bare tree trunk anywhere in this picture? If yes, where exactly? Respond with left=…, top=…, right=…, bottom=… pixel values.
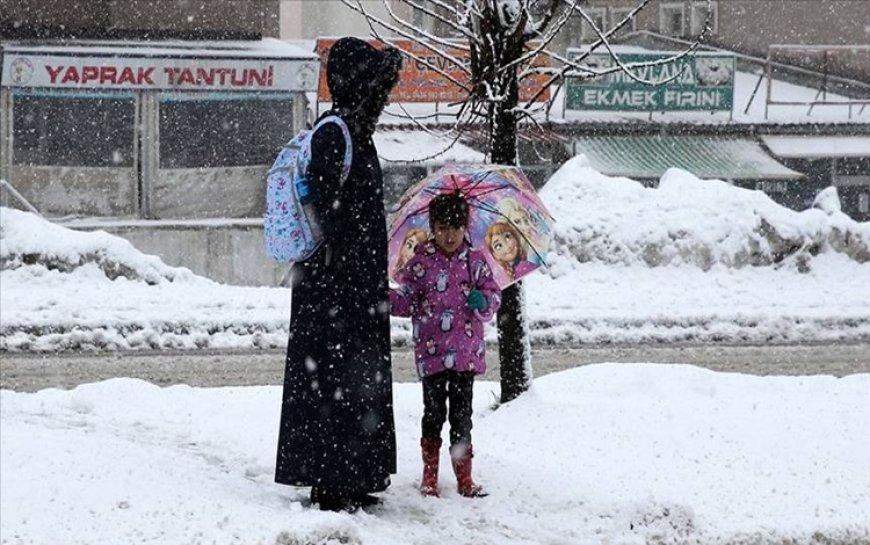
left=339, top=0, right=707, bottom=404
left=490, top=67, right=532, bottom=404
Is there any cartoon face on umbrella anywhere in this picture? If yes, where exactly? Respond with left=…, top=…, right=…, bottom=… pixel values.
left=497, top=198, right=549, bottom=265
left=396, top=228, right=428, bottom=273
left=485, top=222, right=538, bottom=282
left=388, top=164, right=555, bottom=289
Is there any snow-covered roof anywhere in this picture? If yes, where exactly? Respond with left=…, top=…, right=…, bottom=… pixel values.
left=374, top=128, right=486, bottom=165
left=0, top=38, right=317, bottom=60
left=571, top=135, right=804, bottom=181
left=762, top=135, right=870, bottom=158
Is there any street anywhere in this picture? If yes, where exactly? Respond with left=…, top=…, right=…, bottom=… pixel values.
left=2, top=342, right=867, bottom=392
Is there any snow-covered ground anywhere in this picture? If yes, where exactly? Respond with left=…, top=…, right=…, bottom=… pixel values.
left=2, top=161, right=869, bottom=351
left=3, top=162, right=870, bottom=544
left=2, top=366, right=868, bottom=544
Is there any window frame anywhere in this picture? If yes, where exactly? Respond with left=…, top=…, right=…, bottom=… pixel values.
left=157, top=93, right=295, bottom=169
left=690, top=0, right=718, bottom=36
left=610, top=7, right=638, bottom=34
left=11, top=89, right=136, bottom=168
left=659, top=2, right=687, bottom=37
left=580, top=6, right=608, bottom=42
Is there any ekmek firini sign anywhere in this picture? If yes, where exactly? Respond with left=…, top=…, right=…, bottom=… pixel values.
left=565, top=50, right=735, bottom=112
left=2, top=53, right=320, bottom=92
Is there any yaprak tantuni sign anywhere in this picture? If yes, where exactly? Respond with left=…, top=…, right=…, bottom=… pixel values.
left=2, top=52, right=320, bottom=92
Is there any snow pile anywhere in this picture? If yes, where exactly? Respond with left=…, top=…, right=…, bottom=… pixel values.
left=2, top=365, right=868, bottom=544
left=1, top=207, right=196, bottom=285
left=0, top=207, right=289, bottom=351
left=3, top=155, right=870, bottom=352
left=540, top=156, right=870, bottom=274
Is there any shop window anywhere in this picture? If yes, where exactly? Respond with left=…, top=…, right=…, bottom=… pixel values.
left=580, top=7, right=607, bottom=42
left=158, top=96, right=295, bottom=169
left=659, top=3, right=686, bottom=36
left=12, top=93, right=134, bottom=167
left=690, top=1, right=718, bottom=36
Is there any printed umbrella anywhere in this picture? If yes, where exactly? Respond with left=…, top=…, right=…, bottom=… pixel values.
left=387, top=163, right=555, bottom=290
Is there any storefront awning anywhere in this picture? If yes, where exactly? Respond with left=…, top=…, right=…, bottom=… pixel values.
left=571, top=135, right=805, bottom=181
left=762, top=135, right=870, bottom=159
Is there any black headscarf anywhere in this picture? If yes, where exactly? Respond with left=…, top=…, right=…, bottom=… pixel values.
left=327, top=37, right=403, bottom=138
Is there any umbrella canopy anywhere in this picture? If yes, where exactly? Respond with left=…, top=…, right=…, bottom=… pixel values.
left=387, top=164, right=555, bottom=290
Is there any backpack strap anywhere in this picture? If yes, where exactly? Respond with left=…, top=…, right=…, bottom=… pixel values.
left=313, top=115, right=353, bottom=186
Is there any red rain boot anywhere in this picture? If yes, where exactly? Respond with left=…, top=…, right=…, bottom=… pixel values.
left=420, top=438, right=442, bottom=497
left=450, top=443, right=487, bottom=497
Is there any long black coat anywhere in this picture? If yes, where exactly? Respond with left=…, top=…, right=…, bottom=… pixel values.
left=275, top=38, right=401, bottom=496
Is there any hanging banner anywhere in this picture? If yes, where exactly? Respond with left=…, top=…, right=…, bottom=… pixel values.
left=315, top=37, right=551, bottom=104
left=565, top=50, right=735, bottom=112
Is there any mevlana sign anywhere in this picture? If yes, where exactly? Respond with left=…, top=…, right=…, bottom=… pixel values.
left=565, top=51, right=735, bottom=112
left=2, top=54, right=320, bottom=92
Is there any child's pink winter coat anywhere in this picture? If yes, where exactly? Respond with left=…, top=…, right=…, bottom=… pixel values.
left=390, top=239, right=501, bottom=378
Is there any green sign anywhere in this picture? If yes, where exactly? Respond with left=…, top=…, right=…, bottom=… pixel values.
left=565, top=50, right=735, bottom=112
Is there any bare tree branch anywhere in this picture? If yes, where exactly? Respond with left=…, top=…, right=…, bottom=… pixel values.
left=526, top=0, right=563, bottom=38
left=339, top=0, right=471, bottom=74
left=501, top=0, right=580, bottom=74
left=403, top=0, right=475, bottom=41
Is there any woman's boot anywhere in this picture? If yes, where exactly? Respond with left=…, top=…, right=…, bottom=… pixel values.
left=450, top=443, right=487, bottom=497
left=420, top=437, right=442, bottom=496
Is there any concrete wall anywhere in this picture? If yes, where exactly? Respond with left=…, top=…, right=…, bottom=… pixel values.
left=10, top=165, right=138, bottom=217
left=150, top=166, right=269, bottom=219
left=278, top=0, right=413, bottom=40
left=70, top=221, right=289, bottom=286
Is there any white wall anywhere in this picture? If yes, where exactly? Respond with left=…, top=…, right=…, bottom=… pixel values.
left=279, top=0, right=408, bottom=40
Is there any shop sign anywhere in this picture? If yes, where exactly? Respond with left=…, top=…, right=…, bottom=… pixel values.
left=315, top=38, right=551, bottom=103
left=2, top=53, right=320, bottom=92
left=565, top=50, right=735, bottom=112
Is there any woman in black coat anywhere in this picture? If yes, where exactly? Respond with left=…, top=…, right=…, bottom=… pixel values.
left=275, top=37, right=403, bottom=511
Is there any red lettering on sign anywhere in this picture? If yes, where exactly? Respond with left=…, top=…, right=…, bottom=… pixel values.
left=215, top=68, right=229, bottom=85
left=195, top=68, right=214, bottom=85
left=249, top=68, right=267, bottom=87
left=177, top=68, right=194, bottom=85
left=138, top=67, right=155, bottom=85
left=45, top=65, right=64, bottom=83
left=118, top=67, right=136, bottom=85
left=61, top=66, right=80, bottom=84
left=81, top=66, right=99, bottom=83
left=100, top=66, right=117, bottom=84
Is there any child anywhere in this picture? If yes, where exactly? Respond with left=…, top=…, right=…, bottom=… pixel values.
left=390, top=192, right=501, bottom=498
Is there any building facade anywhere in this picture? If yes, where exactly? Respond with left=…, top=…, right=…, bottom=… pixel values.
left=0, top=0, right=313, bottom=285
left=0, top=0, right=281, bottom=40
left=559, top=0, right=870, bottom=82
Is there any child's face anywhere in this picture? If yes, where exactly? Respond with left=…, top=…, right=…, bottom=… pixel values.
left=490, top=230, right=518, bottom=262
left=432, top=221, right=466, bottom=255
